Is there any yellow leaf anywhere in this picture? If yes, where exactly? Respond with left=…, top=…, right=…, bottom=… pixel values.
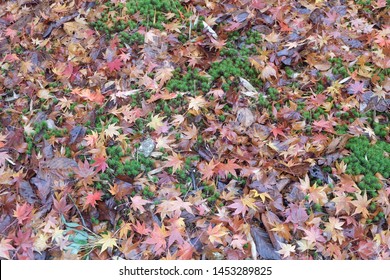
left=96, top=232, right=118, bottom=254
left=250, top=189, right=273, bottom=203
left=20, top=60, right=34, bottom=74
left=260, top=64, right=277, bottom=81
left=147, top=114, right=165, bottom=130
left=207, top=223, right=228, bottom=245
left=104, top=123, right=121, bottom=138
left=264, top=31, right=280, bottom=43
left=155, top=67, right=174, bottom=87
left=33, top=233, right=50, bottom=253
left=188, top=95, right=207, bottom=113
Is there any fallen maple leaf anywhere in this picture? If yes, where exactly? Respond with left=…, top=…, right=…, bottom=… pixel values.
left=277, top=242, right=296, bottom=258
left=0, top=239, right=15, bottom=259
left=155, top=66, right=174, bottom=87
left=198, top=158, right=218, bottom=181
left=207, top=223, right=228, bottom=245
left=337, top=174, right=359, bottom=193
left=347, top=81, right=366, bottom=95
left=5, top=28, right=17, bottom=39
left=182, top=124, right=198, bottom=140
left=228, top=194, right=258, bottom=216
left=13, top=203, right=34, bottom=225
left=313, top=118, right=335, bottom=133
left=130, top=195, right=151, bottom=213
left=215, top=159, right=241, bottom=179
left=144, top=223, right=169, bottom=255
left=351, top=191, right=372, bottom=218
left=167, top=217, right=186, bottom=247
left=147, top=114, right=165, bottom=131
left=91, top=156, right=108, bottom=173
left=156, top=197, right=193, bottom=220
left=188, top=95, right=207, bottom=113
left=231, top=234, right=247, bottom=251
left=302, top=226, right=326, bottom=245
left=0, top=151, right=15, bottom=167
left=106, top=58, right=123, bottom=72
left=163, top=152, right=184, bottom=174
left=104, top=123, right=121, bottom=138
left=95, top=232, right=118, bottom=254
left=84, top=191, right=103, bottom=209
left=132, top=220, right=151, bottom=235
left=260, top=64, right=277, bottom=80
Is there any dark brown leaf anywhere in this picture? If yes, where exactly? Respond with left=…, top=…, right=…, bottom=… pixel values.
left=18, top=180, right=38, bottom=204
left=250, top=226, right=280, bottom=260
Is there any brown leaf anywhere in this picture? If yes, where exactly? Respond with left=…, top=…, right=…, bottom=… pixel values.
left=236, top=108, right=255, bottom=128
left=69, top=125, right=86, bottom=145
left=18, top=180, right=37, bottom=204
left=274, top=162, right=310, bottom=177
left=250, top=226, right=281, bottom=260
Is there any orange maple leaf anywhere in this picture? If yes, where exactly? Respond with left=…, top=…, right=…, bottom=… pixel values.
left=198, top=159, right=218, bottom=181
left=215, top=159, right=241, bottom=179
left=144, top=223, right=169, bottom=255
left=228, top=194, right=258, bottom=216
left=164, top=152, right=184, bottom=174
left=207, top=223, right=228, bottom=245
left=351, top=192, right=372, bottom=218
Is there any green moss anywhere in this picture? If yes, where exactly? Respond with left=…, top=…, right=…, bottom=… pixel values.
left=92, top=0, right=187, bottom=45
left=142, top=186, right=154, bottom=199
left=166, top=68, right=211, bottom=94
left=335, top=124, right=348, bottom=135
left=342, top=137, right=390, bottom=197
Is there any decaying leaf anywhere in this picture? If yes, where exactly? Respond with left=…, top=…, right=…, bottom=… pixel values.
left=250, top=226, right=281, bottom=260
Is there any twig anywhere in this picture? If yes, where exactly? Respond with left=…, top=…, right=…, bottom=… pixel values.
left=67, top=193, right=87, bottom=228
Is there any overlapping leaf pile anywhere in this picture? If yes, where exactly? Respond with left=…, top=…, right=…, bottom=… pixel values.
left=0, top=0, right=389, bottom=260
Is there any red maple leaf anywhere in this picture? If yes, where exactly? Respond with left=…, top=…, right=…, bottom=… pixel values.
left=91, top=156, right=108, bottom=173
left=271, top=126, right=286, bottom=138
left=12, top=228, right=34, bottom=258
left=53, top=196, right=73, bottom=215
left=198, top=159, right=218, bottom=181
left=251, top=0, right=267, bottom=10
left=215, top=159, right=241, bottom=179
left=84, top=191, right=103, bottom=208
left=106, top=58, right=123, bottom=72
left=144, top=223, right=169, bottom=255
left=167, top=217, right=185, bottom=247
left=5, top=28, right=17, bottom=39
left=177, top=242, right=196, bottom=260
left=61, top=62, right=74, bottom=79
left=313, top=118, right=335, bottom=133
left=13, top=203, right=34, bottom=225
left=132, top=220, right=151, bottom=235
